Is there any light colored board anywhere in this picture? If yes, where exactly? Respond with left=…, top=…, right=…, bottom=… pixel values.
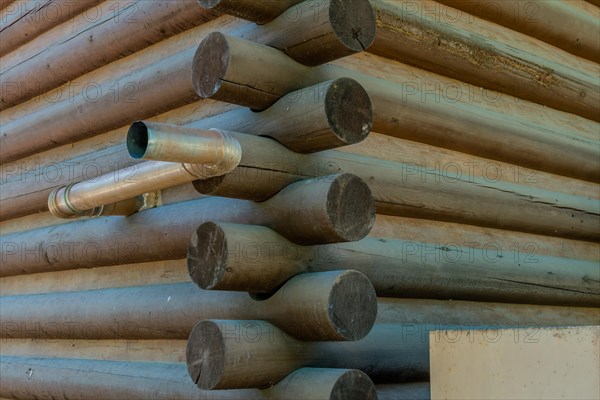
left=430, top=326, right=600, bottom=400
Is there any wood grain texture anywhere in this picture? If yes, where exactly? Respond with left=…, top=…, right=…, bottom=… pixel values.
left=0, top=271, right=377, bottom=341
left=1, top=174, right=375, bottom=277
left=235, top=0, right=376, bottom=66
left=0, top=357, right=377, bottom=400
left=436, top=0, right=600, bottom=62
left=0, top=0, right=220, bottom=108
left=192, top=33, right=600, bottom=181
left=187, top=222, right=600, bottom=306
left=0, top=0, right=103, bottom=55
left=369, top=0, right=600, bottom=121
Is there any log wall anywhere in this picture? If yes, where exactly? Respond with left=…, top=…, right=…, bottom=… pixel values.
left=1, top=1, right=598, bottom=399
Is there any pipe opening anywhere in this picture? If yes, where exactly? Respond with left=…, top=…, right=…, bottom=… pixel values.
left=127, top=121, right=149, bottom=159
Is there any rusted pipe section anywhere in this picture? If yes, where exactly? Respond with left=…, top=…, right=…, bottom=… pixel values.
left=48, top=126, right=241, bottom=219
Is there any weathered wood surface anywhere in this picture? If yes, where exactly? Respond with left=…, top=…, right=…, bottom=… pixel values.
left=0, top=272, right=377, bottom=341
left=0, top=0, right=220, bottom=109
left=234, top=0, right=376, bottom=66
left=375, top=298, right=600, bottom=326
left=1, top=175, right=375, bottom=276
left=194, top=78, right=373, bottom=152
left=0, top=78, right=373, bottom=221
left=0, top=357, right=377, bottom=400
left=436, top=0, right=600, bottom=63
left=192, top=33, right=600, bottom=181
left=369, top=0, right=600, bottom=121
left=187, top=315, right=599, bottom=389
left=197, top=0, right=304, bottom=24
left=3, top=214, right=598, bottom=297
left=192, top=133, right=600, bottom=240
left=0, top=0, right=103, bottom=56
left=187, top=222, right=600, bottom=306
left=0, top=2, right=377, bottom=162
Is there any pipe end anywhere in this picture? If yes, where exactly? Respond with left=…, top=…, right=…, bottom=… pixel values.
left=330, top=369, right=378, bottom=400
left=127, top=121, right=149, bottom=159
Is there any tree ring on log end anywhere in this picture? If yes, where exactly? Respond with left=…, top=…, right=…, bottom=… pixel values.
left=330, top=0, right=377, bottom=52
left=187, top=222, right=228, bottom=290
left=330, top=369, right=378, bottom=400
left=186, top=320, right=225, bottom=390
left=326, top=77, right=373, bottom=146
left=328, top=270, right=377, bottom=340
left=326, top=173, right=376, bottom=242
left=193, top=32, right=230, bottom=98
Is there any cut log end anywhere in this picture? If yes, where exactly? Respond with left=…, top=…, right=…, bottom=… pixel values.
left=330, top=369, right=379, bottom=400
left=326, top=173, right=376, bottom=242
left=328, top=270, right=378, bottom=340
left=192, top=32, right=230, bottom=99
left=187, top=221, right=228, bottom=290
left=326, top=77, right=373, bottom=147
left=186, top=320, right=225, bottom=390
left=330, top=0, right=377, bottom=53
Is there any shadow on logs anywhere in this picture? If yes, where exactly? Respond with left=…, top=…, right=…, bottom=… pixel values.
left=187, top=222, right=600, bottom=307
left=0, top=270, right=377, bottom=341
left=0, top=356, right=378, bottom=400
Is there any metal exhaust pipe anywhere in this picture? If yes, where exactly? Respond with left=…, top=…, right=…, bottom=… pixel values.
left=49, top=124, right=242, bottom=219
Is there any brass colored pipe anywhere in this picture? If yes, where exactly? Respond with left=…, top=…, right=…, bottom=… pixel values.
left=48, top=126, right=241, bottom=219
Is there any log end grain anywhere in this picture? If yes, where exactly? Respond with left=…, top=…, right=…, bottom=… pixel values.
left=325, top=173, right=376, bottom=242
left=329, top=0, right=376, bottom=53
left=327, top=270, right=377, bottom=341
left=187, top=221, right=228, bottom=290
left=186, top=320, right=225, bottom=390
left=330, top=369, right=379, bottom=400
left=325, top=77, right=373, bottom=148
left=192, top=32, right=230, bottom=99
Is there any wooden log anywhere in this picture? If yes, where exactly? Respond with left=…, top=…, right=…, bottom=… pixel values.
left=192, top=78, right=373, bottom=152
left=0, top=18, right=235, bottom=163
left=0, top=3, right=376, bottom=162
left=0, top=79, right=371, bottom=221
left=192, top=33, right=600, bottom=181
left=375, top=298, right=600, bottom=326
left=234, top=0, right=376, bottom=66
left=196, top=0, right=304, bottom=24
left=187, top=314, right=598, bottom=389
left=186, top=316, right=597, bottom=390
left=0, top=0, right=103, bottom=56
left=187, top=222, right=600, bottom=306
left=436, top=0, right=600, bottom=63
left=191, top=133, right=600, bottom=241
left=0, top=271, right=377, bottom=341
left=369, top=0, right=600, bottom=121
left=1, top=175, right=375, bottom=277
left=377, top=382, right=430, bottom=400
left=587, top=0, right=600, bottom=7
left=0, top=357, right=377, bottom=400
left=0, top=0, right=14, bottom=11
left=0, top=0, right=219, bottom=109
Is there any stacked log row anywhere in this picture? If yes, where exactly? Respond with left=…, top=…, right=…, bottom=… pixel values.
left=1, top=0, right=599, bottom=399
